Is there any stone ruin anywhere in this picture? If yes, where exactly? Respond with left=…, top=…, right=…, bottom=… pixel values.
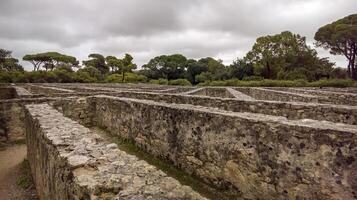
left=0, top=83, right=356, bottom=200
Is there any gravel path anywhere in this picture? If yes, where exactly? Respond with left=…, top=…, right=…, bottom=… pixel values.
left=0, top=144, right=37, bottom=200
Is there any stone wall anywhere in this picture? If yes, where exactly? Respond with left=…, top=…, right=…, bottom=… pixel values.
left=0, top=101, right=26, bottom=141
left=25, top=84, right=75, bottom=94
left=188, top=87, right=236, bottom=98
left=82, top=91, right=357, bottom=125
left=266, top=87, right=357, bottom=106
left=25, top=103, right=206, bottom=200
left=0, top=86, right=15, bottom=99
left=58, top=95, right=357, bottom=200
left=234, top=87, right=321, bottom=103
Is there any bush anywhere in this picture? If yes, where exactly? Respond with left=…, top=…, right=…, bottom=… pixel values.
left=125, top=73, right=148, bottom=83
left=105, top=73, right=147, bottom=83
left=242, top=76, right=264, bottom=81
left=308, top=79, right=356, bottom=88
left=168, top=79, right=192, bottom=86
left=149, top=78, right=169, bottom=85
left=74, top=71, right=97, bottom=83
left=105, top=74, right=122, bottom=83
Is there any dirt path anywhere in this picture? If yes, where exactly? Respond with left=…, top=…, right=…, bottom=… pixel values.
left=0, top=144, right=37, bottom=200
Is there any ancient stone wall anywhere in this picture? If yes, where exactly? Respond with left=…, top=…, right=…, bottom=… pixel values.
left=0, top=86, right=15, bottom=99
left=25, top=103, right=206, bottom=200
left=266, top=87, right=357, bottom=106
left=55, top=95, right=357, bottom=200
left=4, top=83, right=357, bottom=200
left=79, top=91, right=357, bottom=125
left=25, top=84, right=74, bottom=94
left=188, top=87, right=236, bottom=98
left=235, top=87, right=321, bottom=103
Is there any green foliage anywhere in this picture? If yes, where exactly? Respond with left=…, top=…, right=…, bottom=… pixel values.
left=315, top=14, right=357, bottom=79
left=0, top=49, right=23, bottom=72
left=168, top=79, right=192, bottom=86
left=242, top=76, right=264, bottom=81
left=83, top=53, right=109, bottom=75
left=142, top=54, right=187, bottom=80
left=105, top=73, right=147, bottom=83
left=17, top=159, right=35, bottom=190
left=245, top=31, right=334, bottom=80
left=308, top=79, right=356, bottom=88
left=77, top=66, right=101, bottom=81
left=227, top=58, right=254, bottom=80
left=149, top=78, right=169, bottom=85
left=23, top=52, right=78, bottom=71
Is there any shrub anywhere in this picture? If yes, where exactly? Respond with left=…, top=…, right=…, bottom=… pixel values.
left=168, top=79, right=192, bottom=86
left=242, top=76, right=264, bottom=81
left=308, top=79, right=356, bottom=88
left=105, top=73, right=147, bottom=83
left=125, top=73, right=148, bottom=83
left=149, top=78, right=169, bottom=85
left=105, top=74, right=122, bottom=83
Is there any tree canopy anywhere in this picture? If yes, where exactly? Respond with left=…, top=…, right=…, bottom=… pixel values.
left=245, top=31, right=334, bottom=81
left=315, top=14, right=357, bottom=79
left=105, top=54, right=136, bottom=82
left=0, top=49, right=23, bottom=72
left=23, top=52, right=78, bottom=71
left=83, top=53, right=109, bottom=75
left=141, top=54, right=187, bottom=80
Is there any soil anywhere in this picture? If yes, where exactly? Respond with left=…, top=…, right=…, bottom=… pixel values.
left=0, top=144, right=38, bottom=200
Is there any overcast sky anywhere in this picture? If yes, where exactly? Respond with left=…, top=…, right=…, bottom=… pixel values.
left=1, top=0, right=356, bottom=70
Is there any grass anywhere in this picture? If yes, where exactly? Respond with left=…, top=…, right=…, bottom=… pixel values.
left=17, top=159, right=35, bottom=190
left=0, top=138, right=26, bottom=150
left=92, top=127, right=236, bottom=200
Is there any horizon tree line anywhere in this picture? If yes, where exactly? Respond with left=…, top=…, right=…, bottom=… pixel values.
left=0, top=14, right=356, bottom=82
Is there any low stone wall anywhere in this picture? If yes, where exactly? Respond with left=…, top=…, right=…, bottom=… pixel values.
left=70, top=95, right=356, bottom=200
left=267, top=87, right=357, bottom=106
left=25, top=103, right=206, bottom=200
left=226, top=87, right=255, bottom=100
left=25, top=84, right=75, bottom=94
left=188, top=87, right=236, bottom=98
left=0, top=86, right=15, bottom=99
left=0, top=100, right=26, bottom=141
left=234, top=87, right=321, bottom=103
left=13, top=86, right=34, bottom=97
left=76, top=91, right=357, bottom=125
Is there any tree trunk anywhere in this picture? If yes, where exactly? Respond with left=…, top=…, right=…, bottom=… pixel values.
left=122, top=71, right=125, bottom=83
left=266, top=61, right=271, bottom=79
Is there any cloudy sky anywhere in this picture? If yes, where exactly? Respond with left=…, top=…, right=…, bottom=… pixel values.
left=1, top=0, right=356, bottom=70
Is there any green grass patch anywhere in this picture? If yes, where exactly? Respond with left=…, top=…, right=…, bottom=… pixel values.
left=17, top=159, right=35, bottom=190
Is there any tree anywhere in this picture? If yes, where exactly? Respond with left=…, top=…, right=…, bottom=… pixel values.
left=121, top=54, right=137, bottom=82
left=0, top=49, right=23, bottom=72
left=106, top=56, right=123, bottom=72
left=106, top=54, right=136, bottom=82
left=83, top=53, right=109, bottom=75
left=246, top=31, right=334, bottom=80
left=194, top=57, right=228, bottom=82
left=142, top=54, right=187, bottom=80
left=228, top=58, right=254, bottom=80
left=315, top=14, right=357, bottom=79
left=23, top=52, right=78, bottom=71
left=186, top=59, right=208, bottom=84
